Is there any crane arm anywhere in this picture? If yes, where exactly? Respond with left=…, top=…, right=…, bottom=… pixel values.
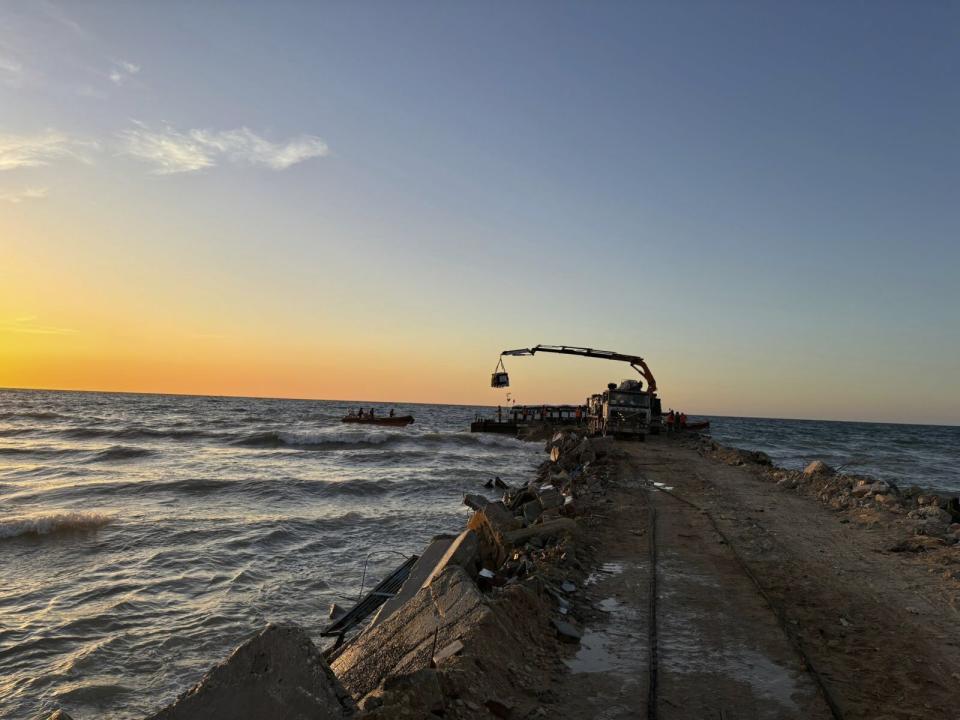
left=499, top=344, right=657, bottom=393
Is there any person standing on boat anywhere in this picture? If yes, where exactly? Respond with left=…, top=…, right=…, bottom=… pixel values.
left=358, top=408, right=364, bottom=418
left=666, top=409, right=675, bottom=432
left=389, top=409, right=395, bottom=417
left=369, top=408, right=375, bottom=418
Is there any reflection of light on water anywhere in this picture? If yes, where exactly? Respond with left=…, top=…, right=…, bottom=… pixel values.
left=566, top=596, right=646, bottom=675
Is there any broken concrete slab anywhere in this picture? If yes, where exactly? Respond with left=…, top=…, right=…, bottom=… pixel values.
left=371, top=534, right=456, bottom=627
left=503, top=518, right=577, bottom=547
left=332, top=566, right=488, bottom=700
left=421, top=529, right=480, bottom=588
left=146, top=624, right=354, bottom=720
left=432, top=639, right=465, bottom=665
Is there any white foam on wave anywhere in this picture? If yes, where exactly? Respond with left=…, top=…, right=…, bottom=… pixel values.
left=0, top=511, right=113, bottom=539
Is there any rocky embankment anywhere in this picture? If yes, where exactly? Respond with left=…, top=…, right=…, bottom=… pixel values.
left=46, top=429, right=617, bottom=720
left=704, top=440, right=960, bottom=560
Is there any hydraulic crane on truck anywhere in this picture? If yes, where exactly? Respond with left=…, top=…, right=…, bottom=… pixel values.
left=490, top=344, right=661, bottom=438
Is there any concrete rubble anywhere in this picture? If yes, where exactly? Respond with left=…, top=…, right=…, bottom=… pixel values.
left=146, top=624, right=355, bottom=720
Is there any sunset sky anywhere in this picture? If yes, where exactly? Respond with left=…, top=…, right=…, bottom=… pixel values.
left=2, top=2, right=958, bottom=424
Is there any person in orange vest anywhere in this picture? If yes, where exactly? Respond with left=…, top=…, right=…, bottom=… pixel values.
left=666, top=409, right=675, bottom=432
left=679, top=412, right=688, bottom=430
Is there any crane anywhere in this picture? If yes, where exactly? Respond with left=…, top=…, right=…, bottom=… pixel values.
left=492, top=344, right=657, bottom=393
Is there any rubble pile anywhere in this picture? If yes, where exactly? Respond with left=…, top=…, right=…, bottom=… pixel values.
left=334, top=427, right=622, bottom=717
left=700, top=438, right=960, bottom=551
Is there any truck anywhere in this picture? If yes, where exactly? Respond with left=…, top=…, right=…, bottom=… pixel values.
left=588, top=379, right=662, bottom=439
left=492, top=344, right=661, bottom=440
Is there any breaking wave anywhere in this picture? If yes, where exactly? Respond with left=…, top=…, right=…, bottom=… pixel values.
left=0, top=511, right=113, bottom=540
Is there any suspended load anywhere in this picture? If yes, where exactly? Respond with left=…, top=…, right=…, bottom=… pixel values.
left=491, top=358, right=510, bottom=388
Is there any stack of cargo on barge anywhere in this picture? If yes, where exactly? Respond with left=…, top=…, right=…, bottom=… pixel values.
left=470, top=404, right=587, bottom=436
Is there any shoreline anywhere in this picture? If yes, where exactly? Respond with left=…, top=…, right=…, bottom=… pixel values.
left=42, top=430, right=960, bottom=719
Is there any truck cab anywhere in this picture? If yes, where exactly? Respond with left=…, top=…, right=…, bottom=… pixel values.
left=589, top=380, right=657, bottom=440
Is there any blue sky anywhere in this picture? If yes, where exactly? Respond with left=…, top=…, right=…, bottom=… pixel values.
left=1, top=2, right=958, bottom=423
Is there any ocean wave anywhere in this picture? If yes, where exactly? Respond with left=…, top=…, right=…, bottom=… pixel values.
left=63, top=427, right=218, bottom=441
left=111, top=475, right=399, bottom=498
left=0, top=410, right=65, bottom=420
left=86, top=446, right=154, bottom=463
left=230, top=428, right=532, bottom=452
left=0, top=511, right=112, bottom=540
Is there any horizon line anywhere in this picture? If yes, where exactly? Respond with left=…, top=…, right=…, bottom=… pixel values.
left=1, top=385, right=957, bottom=429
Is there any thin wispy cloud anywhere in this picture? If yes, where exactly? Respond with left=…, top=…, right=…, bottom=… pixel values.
left=0, top=55, right=23, bottom=87
left=108, top=59, right=140, bottom=86
left=0, top=187, right=48, bottom=203
left=0, top=131, right=98, bottom=171
left=0, top=316, right=76, bottom=335
left=118, top=122, right=329, bottom=174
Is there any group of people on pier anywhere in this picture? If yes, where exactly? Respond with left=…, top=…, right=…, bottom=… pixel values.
left=665, top=409, right=688, bottom=431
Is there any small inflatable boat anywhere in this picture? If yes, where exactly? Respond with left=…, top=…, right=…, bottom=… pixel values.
left=342, top=415, right=414, bottom=427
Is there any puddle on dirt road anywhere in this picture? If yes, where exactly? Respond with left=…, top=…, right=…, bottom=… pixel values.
left=566, top=596, right=647, bottom=675
left=658, top=551, right=809, bottom=715
left=584, top=562, right=628, bottom=587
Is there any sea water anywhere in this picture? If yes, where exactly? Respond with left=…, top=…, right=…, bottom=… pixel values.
left=0, top=389, right=541, bottom=719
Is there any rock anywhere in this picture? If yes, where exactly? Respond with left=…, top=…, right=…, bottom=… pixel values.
left=917, top=494, right=942, bottom=507
left=464, top=494, right=493, bottom=511
left=550, top=618, right=582, bottom=644
left=874, top=493, right=900, bottom=507
left=503, top=518, right=578, bottom=547
left=915, top=505, right=951, bottom=523
left=46, top=712, right=74, bottom=720
left=146, top=624, right=354, bottom=720
left=803, top=460, right=835, bottom=478
left=521, top=500, right=542, bottom=525
left=469, top=502, right=523, bottom=536
left=538, top=487, right=563, bottom=510
left=947, top=498, right=960, bottom=522
left=851, top=480, right=872, bottom=498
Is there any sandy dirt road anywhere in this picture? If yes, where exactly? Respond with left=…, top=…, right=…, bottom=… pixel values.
left=551, top=435, right=960, bottom=720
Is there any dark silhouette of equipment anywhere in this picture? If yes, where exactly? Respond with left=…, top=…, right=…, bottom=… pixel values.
left=493, top=344, right=657, bottom=393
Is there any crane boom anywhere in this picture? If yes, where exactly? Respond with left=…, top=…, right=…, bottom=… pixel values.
left=499, top=344, right=657, bottom=393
